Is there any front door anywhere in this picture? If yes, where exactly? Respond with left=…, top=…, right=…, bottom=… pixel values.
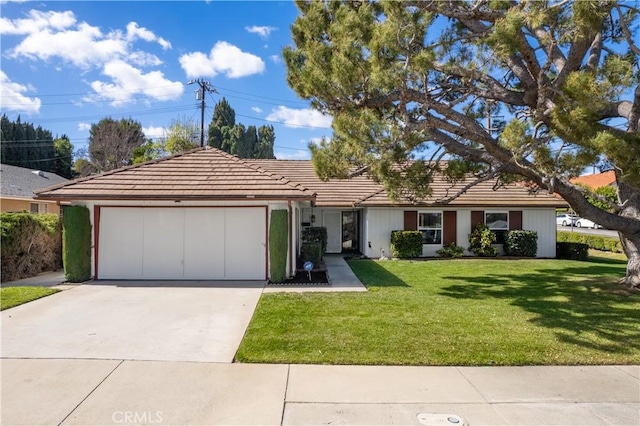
left=342, top=211, right=360, bottom=252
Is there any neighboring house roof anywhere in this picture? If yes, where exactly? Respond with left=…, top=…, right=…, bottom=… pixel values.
left=1, top=163, right=69, bottom=199
left=571, top=171, right=616, bottom=190
left=251, top=159, right=567, bottom=208
left=35, top=148, right=315, bottom=201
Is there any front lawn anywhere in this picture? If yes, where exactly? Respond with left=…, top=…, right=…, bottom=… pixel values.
left=236, top=254, right=640, bottom=365
left=1, top=286, right=60, bottom=310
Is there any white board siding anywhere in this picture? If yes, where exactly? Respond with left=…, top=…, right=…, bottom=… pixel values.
left=523, top=209, right=557, bottom=258
left=323, top=210, right=342, bottom=253
left=98, top=207, right=266, bottom=280
left=456, top=209, right=473, bottom=256
left=364, top=208, right=404, bottom=258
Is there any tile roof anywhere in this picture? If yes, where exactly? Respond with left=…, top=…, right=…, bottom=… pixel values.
left=35, top=147, right=567, bottom=208
left=1, top=164, right=69, bottom=198
left=250, top=160, right=567, bottom=208
left=36, top=148, right=314, bottom=201
left=570, top=171, right=616, bottom=190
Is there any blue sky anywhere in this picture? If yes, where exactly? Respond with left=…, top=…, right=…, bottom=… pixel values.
left=0, top=0, right=332, bottom=160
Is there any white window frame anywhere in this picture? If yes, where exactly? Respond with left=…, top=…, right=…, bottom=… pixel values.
left=418, top=211, right=443, bottom=245
left=29, top=202, right=47, bottom=214
left=485, top=211, right=509, bottom=244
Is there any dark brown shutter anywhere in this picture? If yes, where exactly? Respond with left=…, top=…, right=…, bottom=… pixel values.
left=443, top=211, right=457, bottom=245
left=509, top=211, right=523, bottom=230
left=404, top=211, right=418, bottom=231
left=471, top=210, right=484, bottom=229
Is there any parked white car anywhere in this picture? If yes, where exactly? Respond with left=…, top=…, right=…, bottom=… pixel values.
left=556, top=214, right=578, bottom=226
left=575, top=218, right=603, bottom=229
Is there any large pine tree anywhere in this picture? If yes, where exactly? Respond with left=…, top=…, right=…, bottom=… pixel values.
left=284, top=0, right=640, bottom=287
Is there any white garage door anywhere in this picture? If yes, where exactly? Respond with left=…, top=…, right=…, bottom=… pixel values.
left=98, top=207, right=266, bottom=280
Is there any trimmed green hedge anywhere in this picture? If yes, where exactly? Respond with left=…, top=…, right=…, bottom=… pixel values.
left=301, top=241, right=322, bottom=265
left=62, top=206, right=92, bottom=282
left=557, top=231, right=622, bottom=253
left=390, top=231, right=423, bottom=258
left=556, top=242, right=589, bottom=261
left=1, top=212, right=61, bottom=282
left=505, top=230, right=538, bottom=257
left=301, top=227, right=327, bottom=255
left=269, top=209, right=288, bottom=283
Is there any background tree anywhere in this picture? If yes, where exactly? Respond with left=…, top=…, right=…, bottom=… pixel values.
left=207, top=98, right=277, bottom=159
left=257, top=125, right=276, bottom=159
left=284, top=0, right=640, bottom=286
left=1, top=114, right=55, bottom=171
left=132, top=139, right=166, bottom=164
left=164, top=117, right=199, bottom=154
left=88, top=117, right=145, bottom=172
left=73, top=158, right=98, bottom=177
left=51, top=135, right=74, bottom=179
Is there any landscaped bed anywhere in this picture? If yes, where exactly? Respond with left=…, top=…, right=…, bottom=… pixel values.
left=1, top=286, right=60, bottom=311
left=236, top=251, right=640, bottom=366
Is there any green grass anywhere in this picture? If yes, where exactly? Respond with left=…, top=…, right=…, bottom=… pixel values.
left=236, top=254, right=640, bottom=366
left=1, top=287, right=60, bottom=310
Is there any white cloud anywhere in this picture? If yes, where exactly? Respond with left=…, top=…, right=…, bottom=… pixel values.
left=179, top=41, right=265, bottom=79
left=266, top=106, right=333, bottom=129
left=0, top=10, right=75, bottom=35
left=87, top=59, right=184, bottom=107
left=275, top=149, right=311, bottom=160
left=245, top=25, right=277, bottom=39
left=251, top=106, right=263, bottom=114
left=126, top=22, right=171, bottom=50
left=4, top=11, right=170, bottom=70
left=269, top=54, right=281, bottom=64
left=78, top=122, right=91, bottom=131
left=142, top=125, right=166, bottom=139
left=0, top=70, right=41, bottom=114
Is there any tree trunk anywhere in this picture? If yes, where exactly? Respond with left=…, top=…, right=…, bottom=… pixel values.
left=617, top=180, right=640, bottom=288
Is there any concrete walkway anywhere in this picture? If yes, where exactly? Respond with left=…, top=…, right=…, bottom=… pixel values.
left=0, top=269, right=67, bottom=288
left=1, top=360, right=637, bottom=425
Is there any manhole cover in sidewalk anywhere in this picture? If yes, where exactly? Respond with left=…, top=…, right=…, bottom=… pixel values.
left=417, top=413, right=468, bottom=426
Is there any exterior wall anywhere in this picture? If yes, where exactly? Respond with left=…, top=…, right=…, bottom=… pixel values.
left=523, top=208, right=557, bottom=258
left=456, top=209, right=473, bottom=255
left=363, top=208, right=404, bottom=258
left=363, top=206, right=557, bottom=259
left=75, top=199, right=307, bottom=280
left=1, top=197, right=60, bottom=214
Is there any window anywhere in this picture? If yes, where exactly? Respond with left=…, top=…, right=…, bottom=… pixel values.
left=29, top=202, right=47, bottom=214
left=486, top=212, right=508, bottom=244
left=418, top=212, right=442, bottom=244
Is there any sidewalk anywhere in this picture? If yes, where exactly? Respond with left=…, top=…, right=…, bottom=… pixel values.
left=0, top=269, right=66, bottom=288
left=1, top=360, right=638, bottom=425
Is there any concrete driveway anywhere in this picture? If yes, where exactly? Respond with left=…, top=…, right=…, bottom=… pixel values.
left=1, top=281, right=264, bottom=362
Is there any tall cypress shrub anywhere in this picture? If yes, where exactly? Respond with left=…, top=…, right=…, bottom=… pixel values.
left=62, top=205, right=92, bottom=282
left=269, top=209, right=288, bottom=283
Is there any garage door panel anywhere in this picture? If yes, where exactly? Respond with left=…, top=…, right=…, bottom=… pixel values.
left=98, top=206, right=266, bottom=280
left=142, top=208, right=184, bottom=279
left=225, top=208, right=266, bottom=279
left=99, top=208, right=143, bottom=279
left=184, top=209, right=225, bottom=279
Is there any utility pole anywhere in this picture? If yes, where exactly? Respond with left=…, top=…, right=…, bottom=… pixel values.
left=188, top=79, right=216, bottom=147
